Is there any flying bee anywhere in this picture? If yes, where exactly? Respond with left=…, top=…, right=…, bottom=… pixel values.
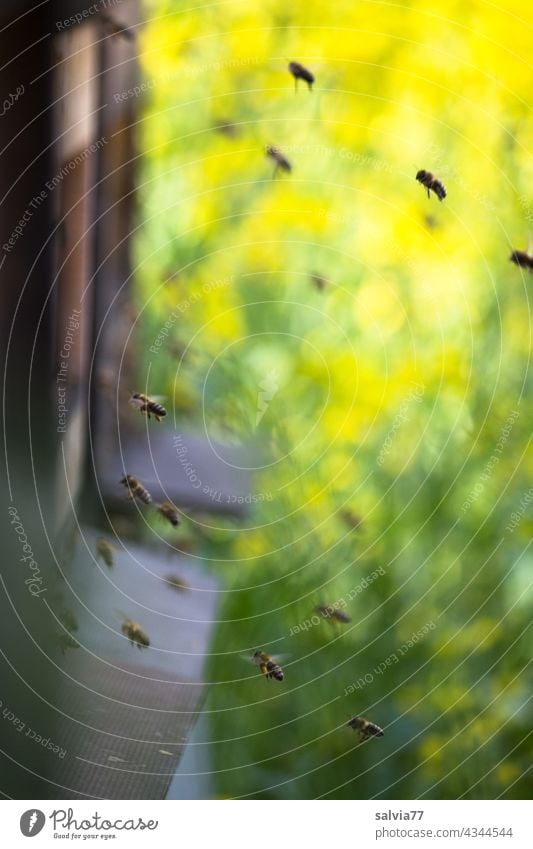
left=129, top=393, right=167, bottom=422
left=59, top=608, right=79, bottom=632
left=96, top=537, right=119, bottom=568
left=347, top=715, right=384, bottom=741
left=121, top=617, right=150, bottom=649
left=266, top=145, right=292, bottom=178
left=310, top=272, right=329, bottom=292
left=510, top=249, right=533, bottom=271
left=156, top=501, right=181, bottom=527
left=57, top=633, right=80, bottom=654
left=246, top=650, right=286, bottom=681
left=416, top=169, right=446, bottom=201
left=120, top=475, right=152, bottom=505
left=288, top=61, right=315, bottom=91
left=100, top=12, right=135, bottom=41
left=213, top=118, right=239, bottom=138
left=164, top=573, right=189, bottom=592
left=315, top=604, right=352, bottom=624
left=340, top=508, right=362, bottom=530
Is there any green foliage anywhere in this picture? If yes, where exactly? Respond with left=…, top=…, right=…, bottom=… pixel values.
left=138, top=0, right=533, bottom=798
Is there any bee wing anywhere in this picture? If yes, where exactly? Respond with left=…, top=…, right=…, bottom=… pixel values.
left=272, top=653, right=292, bottom=662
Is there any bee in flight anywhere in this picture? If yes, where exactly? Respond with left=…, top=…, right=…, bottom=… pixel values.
left=55, top=608, right=79, bottom=654
left=266, top=145, right=292, bottom=178
left=315, top=604, right=352, bottom=624
left=310, top=272, right=329, bottom=292
left=120, top=475, right=152, bottom=505
left=340, top=508, right=363, bottom=530
left=347, top=716, right=384, bottom=741
left=164, top=573, right=189, bottom=592
left=510, top=248, right=533, bottom=272
left=96, top=537, right=119, bottom=568
left=416, top=169, right=446, bottom=201
left=247, top=650, right=285, bottom=681
left=130, top=393, right=167, bottom=422
left=120, top=617, right=150, bottom=649
left=288, top=61, right=315, bottom=91
left=156, top=501, right=181, bottom=527
left=100, top=12, right=135, bottom=41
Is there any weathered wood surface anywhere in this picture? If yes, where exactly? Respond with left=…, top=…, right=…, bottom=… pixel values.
left=49, top=528, right=219, bottom=799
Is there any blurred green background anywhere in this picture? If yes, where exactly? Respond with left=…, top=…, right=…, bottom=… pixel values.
left=135, top=0, right=532, bottom=798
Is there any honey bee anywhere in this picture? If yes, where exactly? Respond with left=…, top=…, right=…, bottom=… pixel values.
left=416, top=169, right=446, bottom=201
left=315, top=604, right=352, bottom=624
left=347, top=715, right=384, bottom=741
left=57, top=633, right=80, bottom=654
left=59, top=608, right=79, bottom=632
left=56, top=608, right=79, bottom=654
left=96, top=537, right=118, bottom=568
left=310, top=272, right=329, bottom=292
left=129, top=393, right=167, bottom=422
left=340, top=508, right=362, bottom=530
left=121, top=617, right=150, bottom=649
left=266, top=145, right=292, bottom=178
left=100, top=12, right=135, bottom=41
left=164, top=573, right=189, bottom=592
left=120, top=475, right=152, bottom=505
left=251, top=650, right=285, bottom=681
left=510, top=249, right=533, bottom=271
left=156, top=501, right=181, bottom=527
left=288, top=61, right=315, bottom=91
left=213, top=118, right=239, bottom=138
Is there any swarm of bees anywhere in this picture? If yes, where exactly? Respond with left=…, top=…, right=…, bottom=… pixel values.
left=129, top=393, right=167, bottom=421
left=93, top=50, right=533, bottom=766
left=315, top=604, right=352, bottom=624
left=266, top=145, right=292, bottom=178
left=121, top=616, right=150, bottom=650
left=416, top=169, right=446, bottom=201
left=347, top=716, right=384, bottom=741
left=288, top=61, right=315, bottom=91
